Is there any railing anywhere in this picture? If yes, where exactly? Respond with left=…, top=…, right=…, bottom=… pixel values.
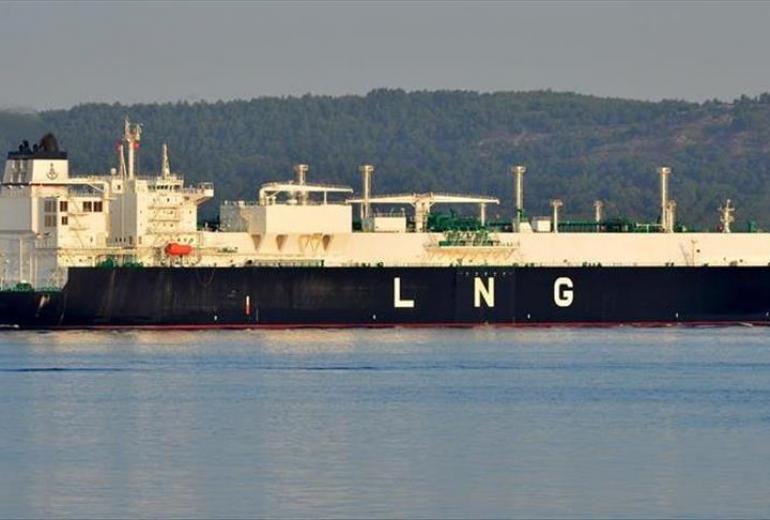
left=222, top=200, right=259, bottom=207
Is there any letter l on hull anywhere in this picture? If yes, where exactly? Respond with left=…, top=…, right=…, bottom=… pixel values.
left=393, top=277, right=415, bottom=308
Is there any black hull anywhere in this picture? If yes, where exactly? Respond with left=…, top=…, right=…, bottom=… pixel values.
left=2, top=266, right=770, bottom=329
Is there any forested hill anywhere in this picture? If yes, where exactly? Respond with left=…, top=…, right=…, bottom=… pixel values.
left=3, top=89, right=770, bottom=228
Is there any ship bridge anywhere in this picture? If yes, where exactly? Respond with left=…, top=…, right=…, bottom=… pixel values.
left=347, top=192, right=500, bottom=232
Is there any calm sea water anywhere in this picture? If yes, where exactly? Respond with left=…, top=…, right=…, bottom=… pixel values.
left=1, top=327, right=769, bottom=519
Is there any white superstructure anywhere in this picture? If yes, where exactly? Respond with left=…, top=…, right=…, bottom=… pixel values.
left=1, top=121, right=769, bottom=290
left=0, top=122, right=213, bottom=288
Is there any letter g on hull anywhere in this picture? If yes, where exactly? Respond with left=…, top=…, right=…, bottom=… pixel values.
left=553, top=277, right=574, bottom=307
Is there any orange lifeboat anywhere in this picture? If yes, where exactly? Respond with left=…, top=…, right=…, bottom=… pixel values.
left=165, top=242, right=193, bottom=256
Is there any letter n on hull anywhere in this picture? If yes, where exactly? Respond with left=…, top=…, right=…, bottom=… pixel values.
left=474, top=277, right=495, bottom=308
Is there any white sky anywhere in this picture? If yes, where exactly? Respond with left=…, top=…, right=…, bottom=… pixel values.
left=1, top=1, right=769, bottom=109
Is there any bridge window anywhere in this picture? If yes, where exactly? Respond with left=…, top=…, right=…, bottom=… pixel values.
left=94, top=201, right=103, bottom=212
left=83, top=201, right=92, bottom=212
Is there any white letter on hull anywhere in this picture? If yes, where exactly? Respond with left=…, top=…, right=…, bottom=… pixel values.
left=393, top=277, right=415, bottom=308
left=554, top=277, right=574, bottom=307
left=474, top=277, right=495, bottom=308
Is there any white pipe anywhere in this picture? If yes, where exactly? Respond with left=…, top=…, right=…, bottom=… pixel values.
left=117, top=144, right=127, bottom=179
left=513, top=165, right=526, bottom=221
left=360, top=164, right=374, bottom=220
left=594, top=200, right=603, bottom=223
left=551, top=199, right=563, bottom=233
left=720, top=199, right=734, bottom=233
left=124, top=119, right=141, bottom=180
left=658, top=167, right=671, bottom=231
left=127, top=138, right=135, bottom=180
left=667, top=200, right=676, bottom=233
left=294, top=164, right=309, bottom=205
left=161, top=143, right=171, bottom=178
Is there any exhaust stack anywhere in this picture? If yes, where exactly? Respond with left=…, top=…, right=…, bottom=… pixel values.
left=359, top=164, right=374, bottom=220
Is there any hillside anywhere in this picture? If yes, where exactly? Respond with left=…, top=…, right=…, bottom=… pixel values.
left=3, top=90, right=770, bottom=229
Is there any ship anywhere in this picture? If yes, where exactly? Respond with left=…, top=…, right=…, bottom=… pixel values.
left=0, top=120, right=769, bottom=329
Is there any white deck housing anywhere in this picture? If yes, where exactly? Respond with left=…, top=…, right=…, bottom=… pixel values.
left=1, top=121, right=768, bottom=289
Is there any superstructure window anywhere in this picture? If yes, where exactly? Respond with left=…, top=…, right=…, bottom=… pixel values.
left=59, top=201, right=68, bottom=213
left=94, top=201, right=103, bottom=212
left=44, top=215, right=56, bottom=227
left=44, top=200, right=56, bottom=213
left=83, top=201, right=92, bottom=212
left=61, top=216, right=68, bottom=226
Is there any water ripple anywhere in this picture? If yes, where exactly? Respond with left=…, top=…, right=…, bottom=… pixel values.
left=0, top=367, right=131, bottom=373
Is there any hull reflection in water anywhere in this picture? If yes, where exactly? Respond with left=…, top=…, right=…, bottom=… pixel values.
left=1, top=328, right=769, bottom=518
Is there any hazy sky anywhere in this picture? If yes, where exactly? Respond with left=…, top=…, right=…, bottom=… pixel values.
left=1, top=1, right=769, bottom=110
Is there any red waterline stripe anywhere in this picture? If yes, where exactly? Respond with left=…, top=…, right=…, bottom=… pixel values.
left=40, top=320, right=770, bottom=331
